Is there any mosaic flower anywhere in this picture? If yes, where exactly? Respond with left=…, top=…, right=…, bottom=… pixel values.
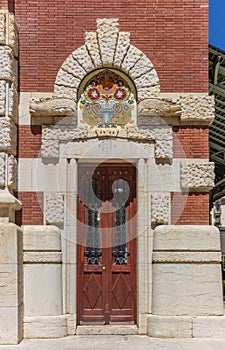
left=87, top=88, right=100, bottom=100
left=114, top=88, right=127, bottom=100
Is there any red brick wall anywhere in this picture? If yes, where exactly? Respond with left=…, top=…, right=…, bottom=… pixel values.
left=0, top=1, right=9, bottom=10
left=15, top=192, right=44, bottom=225
left=17, top=125, right=42, bottom=158
left=14, top=0, right=208, bottom=93
left=171, top=192, right=209, bottom=225
left=173, top=126, right=209, bottom=159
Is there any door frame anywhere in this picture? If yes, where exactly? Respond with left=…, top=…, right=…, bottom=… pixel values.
left=63, top=138, right=154, bottom=334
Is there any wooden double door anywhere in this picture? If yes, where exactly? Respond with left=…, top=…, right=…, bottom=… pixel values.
left=77, top=163, right=137, bottom=325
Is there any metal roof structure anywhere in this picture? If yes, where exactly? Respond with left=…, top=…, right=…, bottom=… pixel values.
left=209, top=45, right=225, bottom=201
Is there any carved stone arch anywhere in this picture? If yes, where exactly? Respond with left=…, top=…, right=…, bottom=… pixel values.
left=54, top=18, right=160, bottom=102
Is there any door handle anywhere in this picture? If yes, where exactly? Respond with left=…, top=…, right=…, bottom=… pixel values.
left=103, top=266, right=106, bottom=270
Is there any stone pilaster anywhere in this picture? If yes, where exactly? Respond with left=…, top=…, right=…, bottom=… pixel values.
left=0, top=10, right=20, bottom=222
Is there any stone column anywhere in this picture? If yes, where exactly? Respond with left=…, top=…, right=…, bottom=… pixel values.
left=0, top=223, right=23, bottom=344
left=0, top=11, right=23, bottom=345
left=137, top=157, right=149, bottom=333
left=64, top=157, right=77, bottom=334
left=0, top=10, right=20, bottom=220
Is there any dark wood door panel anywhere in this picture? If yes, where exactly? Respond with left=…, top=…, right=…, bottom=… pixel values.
left=77, top=163, right=136, bottom=325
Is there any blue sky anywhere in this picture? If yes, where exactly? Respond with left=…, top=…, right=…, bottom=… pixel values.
left=209, top=0, right=225, bottom=50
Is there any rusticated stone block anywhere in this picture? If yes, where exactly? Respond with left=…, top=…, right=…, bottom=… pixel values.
left=0, top=13, right=5, bottom=44
left=153, top=126, right=173, bottom=159
left=0, top=12, right=18, bottom=57
left=0, top=80, right=18, bottom=122
left=61, top=54, right=86, bottom=80
left=137, top=86, right=161, bottom=100
left=114, top=32, right=130, bottom=67
left=180, top=95, right=215, bottom=124
left=45, top=192, right=64, bottom=225
left=71, top=45, right=94, bottom=72
left=0, top=118, right=17, bottom=155
left=0, top=46, right=17, bottom=84
left=180, top=161, right=215, bottom=191
left=85, top=32, right=101, bottom=67
left=0, top=152, right=17, bottom=188
left=151, top=194, right=169, bottom=226
left=129, top=54, right=153, bottom=79
left=121, top=45, right=143, bottom=72
left=96, top=18, right=119, bottom=65
left=55, top=68, right=80, bottom=89
left=134, top=69, right=159, bottom=88
left=41, top=139, right=59, bottom=158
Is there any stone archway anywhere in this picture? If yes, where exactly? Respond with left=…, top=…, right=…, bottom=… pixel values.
left=54, top=18, right=160, bottom=101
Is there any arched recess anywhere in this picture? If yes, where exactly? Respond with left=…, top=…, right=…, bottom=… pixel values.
left=54, top=18, right=160, bottom=102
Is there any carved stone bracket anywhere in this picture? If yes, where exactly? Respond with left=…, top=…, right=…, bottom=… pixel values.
left=138, top=97, right=181, bottom=118
left=180, top=161, right=215, bottom=191
left=138, top=94, right=215, bottom=125
left=41, top=124, right=173, bottom=160
left=30, top=96, right=76, bottom=117
left=151, top=194, right=170, bottom=226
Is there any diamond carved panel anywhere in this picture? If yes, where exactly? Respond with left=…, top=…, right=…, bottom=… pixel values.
left=83, top=273, right=102, bottom=309
left=111, top=273, right=131, bottom=309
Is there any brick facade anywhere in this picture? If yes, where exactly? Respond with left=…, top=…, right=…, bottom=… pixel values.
left=13, top=0, right=208, bottom=93
left=15, top=192, right=44, bottom=225
left=171, top=192, right=209, bottom=225
left=17, top=126, right=42, bottom=158
left=1, top=1, right=210, bottom=227
left=173, top=126, right=209, bottom=159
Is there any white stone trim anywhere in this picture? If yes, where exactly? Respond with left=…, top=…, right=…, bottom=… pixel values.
left=153, top=251, right=221, bottom=263
left=41, top=124, right=172, bottom=160
left=63, top=149, right=153, bottom=334
left=24, top=251, right=62, bottom=263
left=76, top=325, right=138, bottom=335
